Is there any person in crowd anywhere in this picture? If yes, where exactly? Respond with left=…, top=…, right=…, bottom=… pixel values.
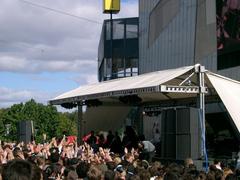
left=87, top=131, right=97, bottom=147
left=138, top=134, right=155, bottom=162
left=0, top=131, right=239, bottom=180
left=76, top=161, right=90, bottom=179
left=98, top=133, right=106, bottom=148
left=2, top=159, right=42, bottom=180
left=223, top=167, right=233, bottom=178
left=214, top=159, right=223, bottom=171
left=122, top=131, right=131, bottom=150
left=106, top=130, right=114, bottom=148
left=87, top=131, right=98, bottom=153
left=184, top=158, right=194, bottom=168
left=114, top=164, right=127, bottom=180
left=110, top=132, right=123, bottom=155
left=87, top=165, right=104, bottom=180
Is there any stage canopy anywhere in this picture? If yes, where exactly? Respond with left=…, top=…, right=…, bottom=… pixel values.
left=49, top=64, right=240, bottom=134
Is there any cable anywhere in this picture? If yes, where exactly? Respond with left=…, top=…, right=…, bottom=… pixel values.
left=18, top=0, right=138, bottom=34
left=19, top=0, right=102, bottom=25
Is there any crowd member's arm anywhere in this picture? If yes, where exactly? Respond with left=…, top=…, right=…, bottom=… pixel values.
left=16, top=142, right=22, bottom=150
left=0, top=141, right=3, bottom=152
left=61, top=146, right=67, bottom=158
left=124, top=147, right=128, bottom=154
left=41, top=143, right=50, bottom=159
left=57, top=135, right=66, bottom=153
left=29, top=143, right=35, bottom=154
left=6, top=148, right=14, bottom=161
left=45, top=138, right=57, bottom=158
left=52, top=137, right=58, bottom=147
left=73, top=138, right=78, bottom=158
left=42, top=133, right=47, bottom=144
left=104, top=148, right=113, bottom=162
left=0, top=145, right=6, bottom=164
left=2, top=149, right=8, bottom=164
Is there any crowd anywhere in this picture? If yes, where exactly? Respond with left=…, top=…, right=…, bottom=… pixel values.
left=0, top=129, right=239, bottom=180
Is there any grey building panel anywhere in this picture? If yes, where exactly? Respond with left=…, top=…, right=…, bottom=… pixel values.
left=139, top=0, right=197, bottom=74
left=195, top=0, right=217, bottom=69
left=206, top=0, right=216, bottom=25
left=139, top=0, right=159, bottom=73
left=201, top=53, right=217, bottom=72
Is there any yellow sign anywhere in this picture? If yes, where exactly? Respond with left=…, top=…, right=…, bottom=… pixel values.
left=103, top=0, right=120, bottom=14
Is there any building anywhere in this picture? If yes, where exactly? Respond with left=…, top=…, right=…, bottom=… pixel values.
left=138, top=0, right=240, bottom=159
left=139, top=0, right=240, bottom=79
left=98, top=17, right=139, bottom=81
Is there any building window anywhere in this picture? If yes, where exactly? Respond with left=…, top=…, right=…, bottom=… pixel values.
left=126, top=24, right=138, bottom=38
left=98, top=18, right=138, bottom=81
left=113, top=20, right=125, bottom=39
left=216, top=0, right=240, bottom=70
left=126, top=58, right=138, bottom=76
left=104, top=58, right=112, bottom=79
left=149, top=0, right=179, bottom=46
left=106, top=20, right=124, bottom=40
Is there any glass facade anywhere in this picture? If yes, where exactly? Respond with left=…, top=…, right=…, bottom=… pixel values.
left=216, top=0, right=240, bottom=70
left=98, top=17, right=139, bottom=81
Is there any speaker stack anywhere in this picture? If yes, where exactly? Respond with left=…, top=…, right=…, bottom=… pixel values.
left=17, top=121, right=33, bottom=143
left=161, top=108, right=201, bottom=160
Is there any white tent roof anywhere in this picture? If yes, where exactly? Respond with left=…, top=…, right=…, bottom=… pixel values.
left=50, top=65, right=196, bottom=104
left=49, top=64, right=240, bottom=134
left=206, top=72, right=240, bottom=134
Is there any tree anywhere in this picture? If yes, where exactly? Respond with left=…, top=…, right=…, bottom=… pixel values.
left=56, top=112, right=77, bottom=137
left=0, top=99, right=77, bottom=142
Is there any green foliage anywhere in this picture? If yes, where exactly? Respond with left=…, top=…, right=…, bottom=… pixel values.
left=56, top=112, right=77, bottom=137
left=0, top=99, right=77, bottom=142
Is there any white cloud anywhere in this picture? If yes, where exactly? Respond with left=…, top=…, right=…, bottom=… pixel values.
left=0, top=56, right=28, bottom=72
left=0, top=0, right=138, bottom=108
left=0, top=56, right=97, bottom=73
left=85, top=74, right=98, bottom=84
left=0, top=86, right=54, bottom=108
left=70, top=74, right=98, bottom=85
left=0, top=0, right=138, bottom=72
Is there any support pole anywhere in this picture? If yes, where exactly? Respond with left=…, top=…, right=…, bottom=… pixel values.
left=110, top=12, right=114, bottom=78
left=137, top=106, right=144, bottom=135
left=77, top=102, right=83, bottom=145
left=197, top=65, right=208, bottom=171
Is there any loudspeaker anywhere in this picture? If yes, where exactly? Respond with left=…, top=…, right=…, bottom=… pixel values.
left=176, top=108, right=199, bottom=134
left=18, top=121, right=33, bottom=143
left=161, top=108, right=201, bottom=160
left=161, top=109, right=176, bottom=159
left=176, top=108, right=200, bottom=160
left=162, top=109, right=176, bottom=134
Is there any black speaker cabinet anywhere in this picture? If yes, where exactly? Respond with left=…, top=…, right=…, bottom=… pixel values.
left=161, top=109, right=176, bottom=159
left=161, top=108, right=201, bottom=160
left=18, top=121, right=33, bottom=143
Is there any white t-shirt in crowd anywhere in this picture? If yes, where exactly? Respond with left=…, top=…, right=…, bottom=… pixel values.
left=142, top=141, right=155, bottom=152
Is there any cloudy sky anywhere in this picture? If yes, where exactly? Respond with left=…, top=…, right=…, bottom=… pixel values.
left=0, top=0, right=138, bottom=108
